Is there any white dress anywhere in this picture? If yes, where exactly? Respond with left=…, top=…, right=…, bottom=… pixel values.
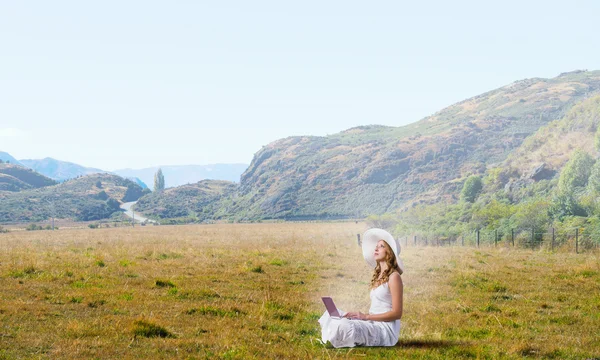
left=318, top=283, right=401, bottom=348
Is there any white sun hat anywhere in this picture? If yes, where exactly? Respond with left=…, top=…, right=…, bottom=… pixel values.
left=362, top=228, right=404, bottom=273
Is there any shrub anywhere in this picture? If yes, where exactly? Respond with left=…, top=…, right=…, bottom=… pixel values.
left=155, top=279, right=176, bottom=288
left=558, top=149, right=595, bottom=193
left=106, top=198, right=120, bottom=210
left=461, top=176, right=483, bottom=203
left=133, top=320, right=175, bottom=338
left=26, top=224, right=43, bottom=231
left=96, top=191, right=109, bottom=200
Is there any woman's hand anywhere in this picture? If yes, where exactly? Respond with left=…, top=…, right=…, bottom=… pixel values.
left=343, top=311, right=368, bottom=320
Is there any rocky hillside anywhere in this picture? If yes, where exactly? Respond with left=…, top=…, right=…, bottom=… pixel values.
left=0, top=163, right=57, bottom=191
left=503, top=95, right=600, bottom=175
left=480, top=94, right=600, bottom=201
left=132, top=70, right=600, bottom=221
left=0, top=173, right=148, bottom=223
left=391, top=93, right=600, bottom=239
left=222, top=70, right=600, bottom=219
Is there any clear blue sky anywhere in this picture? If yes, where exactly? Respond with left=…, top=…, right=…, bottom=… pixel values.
left=1, top=1, right=599, bottom=170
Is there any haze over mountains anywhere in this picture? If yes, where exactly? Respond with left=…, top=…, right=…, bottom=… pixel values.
left=113, top=164, right=248, bottom=190
left=0, top=152, right=23, bottom=167
left=0, top=155, right=248, bottom=190
left=19, top=158, right=105, bottom=183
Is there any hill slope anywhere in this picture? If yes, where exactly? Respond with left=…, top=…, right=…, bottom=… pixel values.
left=225, top=70, right=600, bottom=219
left=0, top=163, right=57, bottom=191
left=0, top=173, right=148, bottom=223
left=0, top=151, right=24, bottom=166
left=134, top=180, right=237, bottom=220
left=132, top=70, right=600, bottom=221
left=391, top=94, right=600, bottom=238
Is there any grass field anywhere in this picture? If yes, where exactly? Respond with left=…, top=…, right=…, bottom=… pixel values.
left=0, top=223, right=599, bottom=359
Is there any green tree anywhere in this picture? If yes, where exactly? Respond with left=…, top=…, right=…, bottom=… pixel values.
left=366, top=213, right=397, bottom=230
left=96, top=190, right=109, bottom=200
left=106, top=198, right=120, bottom=211
left=461, top=175, right=483, bottom=203
left=510, top=198, right=551, bottom=232
left=472, top=199, right=515, bottom=230
left=587, top=160, right=600, bottom=194
left=549, top=192, right=587, bottom=221
left=154, top=168, right=165, bottom=191
left=557, top=149, right=595, bottom=194
left=595, top=126, right=600, bottom=152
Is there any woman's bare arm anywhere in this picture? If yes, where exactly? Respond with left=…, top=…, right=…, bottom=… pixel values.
left=344, top=272, right=403, bottom=321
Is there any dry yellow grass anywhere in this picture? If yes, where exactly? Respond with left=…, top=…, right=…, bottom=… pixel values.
left=0, top=223, right=598, bottom=359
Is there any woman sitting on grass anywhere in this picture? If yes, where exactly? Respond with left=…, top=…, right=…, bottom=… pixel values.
left=319, top=228, right=404, bottom=348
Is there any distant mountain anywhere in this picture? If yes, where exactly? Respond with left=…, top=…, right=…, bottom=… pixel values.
left=113, top=164, right=248, bottom=190
left=18, top=157, right=148, bottom=189
left=0, top=173, right=148, bottom=223
left=19, top=157, right=106, bottom=182
left=128, top=177, right=148, bottom=189
left=0, top=151, right=24, bottom=166
left=0, top=163, right=57, bottom=191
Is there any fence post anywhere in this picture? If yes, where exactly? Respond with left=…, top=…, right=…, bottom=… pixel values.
left=413, top=235, right=417, bottom=246
left=425, top=236, right=428, bottom=246
left=531, top=228, right=534, bottom=248
left=405, top=236, right=408, bottom=247
left=476, top=230, right=480, bottom=248
left=495, top=229, right=498, bottom=247
left=357, top=234, right=361, bottom=247
left=576, top=228, right=579, bottom=254
left=551, top=228, right=555, bottom=251
left=511, top=229, right=515, bottom=247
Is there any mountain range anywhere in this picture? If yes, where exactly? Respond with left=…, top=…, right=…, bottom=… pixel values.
left=3, top=70, right=600, bottom=224
left=1, top=156, right=248, bottom=189
left=0, top=151, right=23, bottom=167
left=130, top=70, right=600, bottom=221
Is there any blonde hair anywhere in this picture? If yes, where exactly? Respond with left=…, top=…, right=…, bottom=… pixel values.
left=370, top=240, right=402, bottom=289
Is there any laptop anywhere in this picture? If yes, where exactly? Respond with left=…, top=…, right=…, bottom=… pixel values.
left=321, top=297, right=343, bottom=319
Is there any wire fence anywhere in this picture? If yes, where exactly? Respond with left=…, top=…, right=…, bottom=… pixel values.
left=358, top=228, right=600, bottom=254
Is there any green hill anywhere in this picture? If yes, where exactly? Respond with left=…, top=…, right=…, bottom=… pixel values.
left=391, top=93, right=600, bottom=239
left=0, top=163, right=57, bottom=191
left=0, top=173, right=148, bottom=223
left=134, top=180, right=237, bottom=220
